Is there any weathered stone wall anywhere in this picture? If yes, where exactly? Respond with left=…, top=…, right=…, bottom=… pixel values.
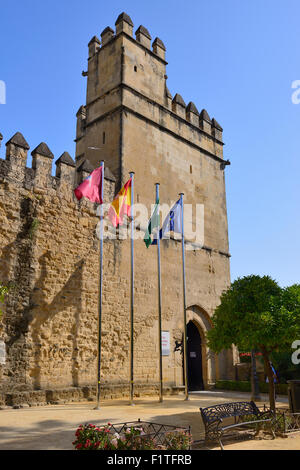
left=0, top=137, right=128, bottom=404
left=0, top=130, right=233, bottom=406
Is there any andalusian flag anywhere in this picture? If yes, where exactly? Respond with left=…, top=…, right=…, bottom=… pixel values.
left=144, top=198, right=160, bottom=248
left=108, top=178, right=132, bottom=227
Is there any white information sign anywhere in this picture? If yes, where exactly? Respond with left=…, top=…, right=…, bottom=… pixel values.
left=161, top=331, right=170, bottom=356
left=0, top=340, right=6, bottom=365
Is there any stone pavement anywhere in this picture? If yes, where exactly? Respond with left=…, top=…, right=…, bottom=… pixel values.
left=0, top=390, right=296, bottom=451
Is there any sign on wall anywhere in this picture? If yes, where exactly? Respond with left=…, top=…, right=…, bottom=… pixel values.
left=161, top=331, right=170, bottom=356
left=0, top=340, right=6, bottom=365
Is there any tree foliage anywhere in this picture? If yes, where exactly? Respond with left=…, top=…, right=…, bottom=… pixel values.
left=207, top=275, right=300, bottom=353
left=207, top=275, right=300, bottom=411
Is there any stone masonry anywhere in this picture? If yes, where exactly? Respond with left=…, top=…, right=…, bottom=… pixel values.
left=0, top=13, right=237, bottom=407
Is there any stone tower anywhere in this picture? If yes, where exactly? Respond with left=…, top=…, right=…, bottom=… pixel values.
left=75, top=12, right=235, bottom=390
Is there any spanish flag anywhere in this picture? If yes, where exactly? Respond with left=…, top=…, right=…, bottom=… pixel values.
left=108, top=178, right=132, bottom=227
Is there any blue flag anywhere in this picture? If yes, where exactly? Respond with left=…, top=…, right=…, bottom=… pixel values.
left=152, top=198, right=182, bottom=244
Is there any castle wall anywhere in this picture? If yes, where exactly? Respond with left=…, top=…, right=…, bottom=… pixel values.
left=86, top=35, right=122, bottom=103
left=76, top=110, right=122, bottom=181
left=0, top=144, right=134, bottom=401
left=0, top=13, right=235, bottom=406
left=122, top=110, right=229, bottom=254
left=122, top=35, right=166, bottom=105
left=0, top=137, right=232, bottom=404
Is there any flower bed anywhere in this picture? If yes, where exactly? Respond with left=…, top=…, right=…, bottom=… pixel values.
left=72, top=420, right=192, bottom=450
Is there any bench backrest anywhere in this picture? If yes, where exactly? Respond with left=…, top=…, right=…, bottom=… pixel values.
left=200, top=401, right=259, bottom=424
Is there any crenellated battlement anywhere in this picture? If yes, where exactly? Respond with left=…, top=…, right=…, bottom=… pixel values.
left=83, top=12, right=223, bottom=148
left=0, top=132, right=115, bottom=200
left=87, top=12, right=166, bottom=63
left=167, top=93, right=222, bottom=141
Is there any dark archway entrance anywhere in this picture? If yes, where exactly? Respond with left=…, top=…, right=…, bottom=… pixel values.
left=187, top=321, right=204, bottom=391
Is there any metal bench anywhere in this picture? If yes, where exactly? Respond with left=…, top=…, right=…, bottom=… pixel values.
left=200, top=401, right=275, bottom=450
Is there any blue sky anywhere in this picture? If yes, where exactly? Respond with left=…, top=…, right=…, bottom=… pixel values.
left=1, top=0, right=299, bottom=287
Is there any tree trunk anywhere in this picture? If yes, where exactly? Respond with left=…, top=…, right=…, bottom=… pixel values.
left=261, top=348, right=276, bottom=413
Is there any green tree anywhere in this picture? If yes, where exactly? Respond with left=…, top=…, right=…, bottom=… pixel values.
left=206, top=275, right=300, bottom=412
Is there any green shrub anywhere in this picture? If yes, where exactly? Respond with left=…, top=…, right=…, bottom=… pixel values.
left=165, top=430, right=192, bottom=450
left=28, top=218, right=40, bottom=239
left=215, top=380, right=288, bottom=395
left=273, top=413, right=294, bottom=432
left=215, top=380, right=251, bottom=392
left=0, top=285, right=9, bottom=319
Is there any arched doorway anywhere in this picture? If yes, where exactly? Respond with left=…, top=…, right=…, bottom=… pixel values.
left=187, top=321, right=204, bottom=391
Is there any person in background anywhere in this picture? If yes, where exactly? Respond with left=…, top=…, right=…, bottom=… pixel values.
left=266, top=362, right=278, bottom=401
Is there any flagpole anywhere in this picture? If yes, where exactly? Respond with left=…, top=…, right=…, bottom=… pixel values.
left=129, top=171, right=135, bottom=405
left=155, top=183, right=163, bottom=403
left=179, top=192, right=189, bottom=401
left=95, top=160, right=105, bottom=409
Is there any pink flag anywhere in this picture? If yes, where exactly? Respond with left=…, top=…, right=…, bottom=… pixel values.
left=74, top=166, right=103, bottom=204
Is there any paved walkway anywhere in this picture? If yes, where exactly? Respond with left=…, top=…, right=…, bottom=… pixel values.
left=0, top=390, right=297, bottom=451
